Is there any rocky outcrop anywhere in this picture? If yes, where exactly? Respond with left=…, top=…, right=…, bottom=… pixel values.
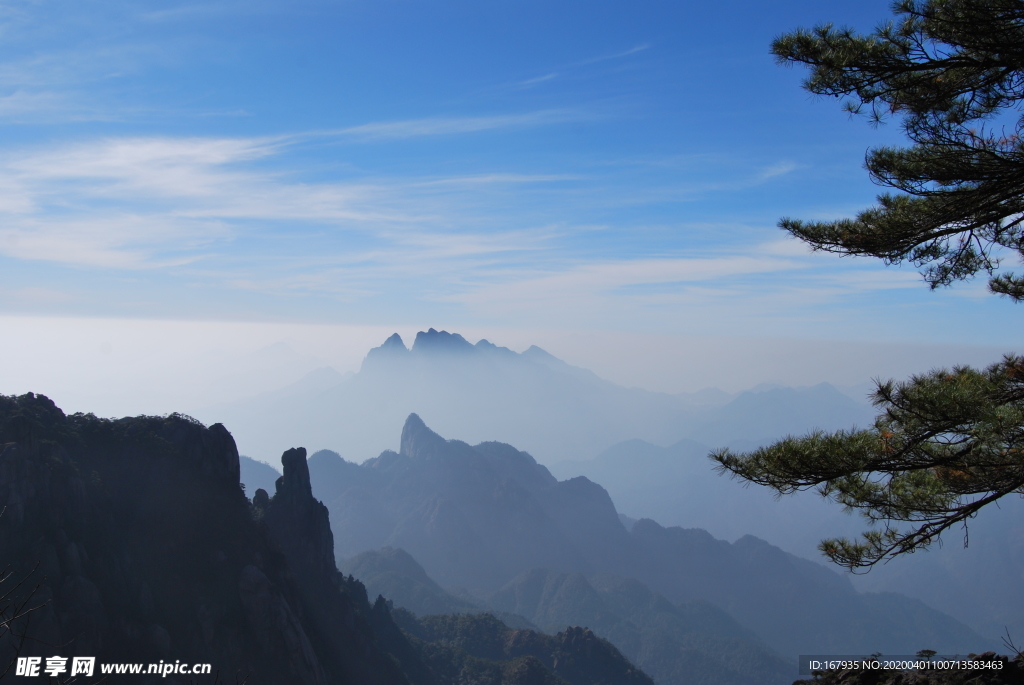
left=0, top=393, right=396, bottom=684
left=264, top=447, right=335, bottom=582
left=258, top=446, right=427, bottom=685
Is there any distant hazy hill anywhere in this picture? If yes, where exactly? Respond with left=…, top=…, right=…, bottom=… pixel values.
left=847, top=495, right=1024, bottom=641
left=341, top=547, right=484, bottom=618
left=309, top=414, right=993, bottom=664
left=346, top=547, right=794, bottom=685
left=226, top=330, right=1017, bottom=645
left=240, top=453, right=281, bottom=494
left=547, top=437, right=868, bottom=560
left=201, top=329, right=873, bottom=465
left=490, top=568, right=794, bottom=685
left=549, top=438, right=1024, bottom=642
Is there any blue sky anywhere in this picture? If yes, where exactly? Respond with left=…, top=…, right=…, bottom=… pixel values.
left=1, top=0, right=1021, bottom=409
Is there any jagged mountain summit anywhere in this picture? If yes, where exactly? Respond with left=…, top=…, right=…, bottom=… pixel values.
left=312, top=414, right=993, bottom=665
left=317, top=411, right=630, bottom=590
left=202, top=328, right=874, bottom=467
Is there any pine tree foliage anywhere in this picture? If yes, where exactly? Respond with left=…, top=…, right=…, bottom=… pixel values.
left=713, top=0, right=1024, bottom=568
left=713, top=357, right=1024, bottom=567
left=772, top=0, right=1024, bottom=297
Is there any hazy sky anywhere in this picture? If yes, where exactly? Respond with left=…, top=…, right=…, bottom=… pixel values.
left=2, top=0, right=1021, bottom=414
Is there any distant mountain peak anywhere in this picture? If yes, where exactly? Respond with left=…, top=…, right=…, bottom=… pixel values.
left=400, top=412, right=446, bottom=459
left=365, top=330, right=552, bottom=371
left=362, top=332, right=411, bottom=370
left=381, top=332, right=407, bottom=351
left=411, top=328, right=474, bottom=354
left=522, top=344, right=556, bottom=360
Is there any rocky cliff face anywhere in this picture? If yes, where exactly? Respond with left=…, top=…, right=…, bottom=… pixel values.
left=256, top=446, right=427, bottom=685
left=0, top=393, right=407, bottom=685
left=263, top=447, right=336, bottom=584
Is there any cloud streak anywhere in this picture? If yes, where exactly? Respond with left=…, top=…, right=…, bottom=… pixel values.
left=573, top=43, right=651, bottom=67
left=0, top=133, right=571, bottom=270
left=330, top=109, right=589, bottom=141
left=0, top=131, right=924, bottom=333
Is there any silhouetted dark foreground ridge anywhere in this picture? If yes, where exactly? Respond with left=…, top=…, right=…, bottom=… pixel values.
left=0, top=392, right=653, bottom=685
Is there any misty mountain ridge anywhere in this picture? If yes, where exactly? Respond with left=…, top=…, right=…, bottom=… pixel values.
left=225, top=329, right=1016, bottom=645
left=204, top=328, right=874, bottom=467
left=343, top=547, right=795, bottom=685
left=309, top=413, right=993, bottom=669
left=550, top=435, right=1024, bottom=640
left=548, top=436, right=870, bottom=560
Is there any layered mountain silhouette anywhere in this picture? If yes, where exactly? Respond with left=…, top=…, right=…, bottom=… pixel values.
left=202, top=329, right=874, bottom=466
left=342, top=547, right=490, bottom=619
left=548, top=438, right=869, bottom=560
left=0, top=393, right=653, bottom=685
left=551, top=434, right=1024, bottom=640
left=311, top=413, right=994, bottom=669
left=346, top=548, right=794, bottom=685
left=226, top=330, right=1020, bottom=647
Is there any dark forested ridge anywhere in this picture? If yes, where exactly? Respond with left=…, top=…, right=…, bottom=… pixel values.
left=393, top=612, right=654, bottom=685
left=0, top=393, right=653, bottom=685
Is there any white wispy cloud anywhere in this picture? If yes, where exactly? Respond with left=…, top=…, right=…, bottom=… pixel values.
left=516, top=73, right=559, bottom=88
left=502, top=44, right=651, bottom=93
left=757, top=161, right=799, bottom=181
left=573, top=43, right=651, bottom=67
left=449, top=252, right=805, bottom=309
left=410, top=173, right=581, bottom=188
left=0, top=90, right=65, bottom=115
left=0, top=133, right=566, bottom=270
left=331, top=109, right=589, bottom=141
left=0, top=132, right=924, bottom=329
